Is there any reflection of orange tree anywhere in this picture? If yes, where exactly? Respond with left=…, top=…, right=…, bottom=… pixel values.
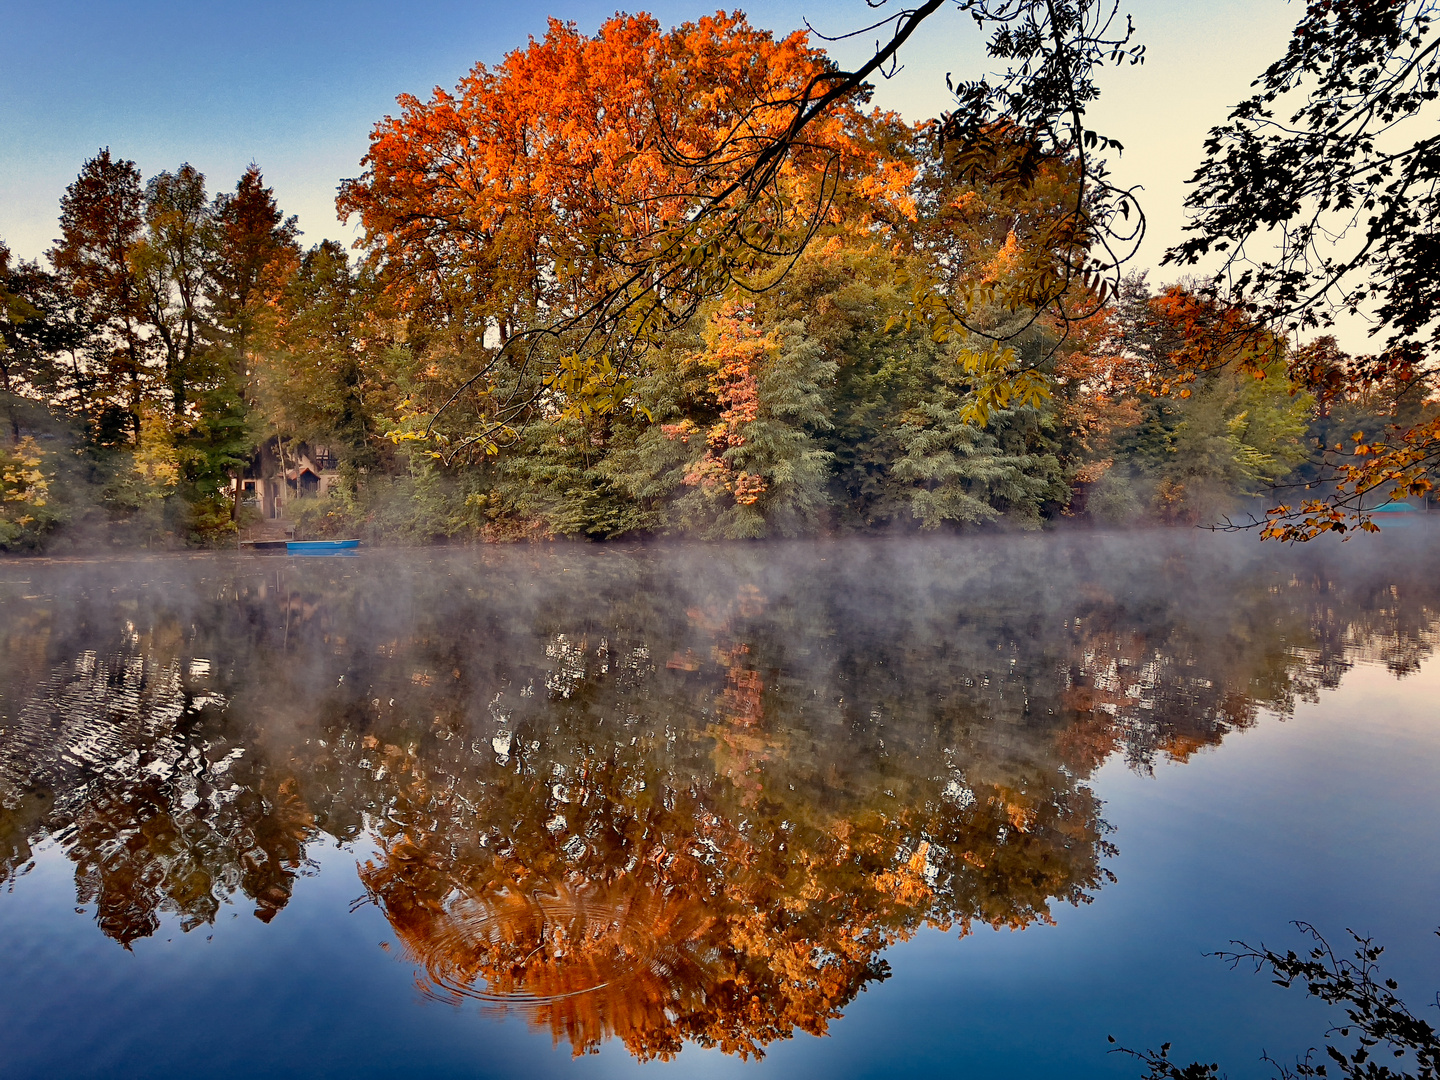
left=1047, top=574, right=1324, bottom=775
left=708, top=641, right=770, bottom=802
left=8, top=537, right=1440, bottom=983
left=321, top=571, right=1112, bottom=1060
left=682, top=586, right=773, bottom=798
left=362, top=836, right=729, bottom=1060
left=353, top=726, right=1107, bottom=1060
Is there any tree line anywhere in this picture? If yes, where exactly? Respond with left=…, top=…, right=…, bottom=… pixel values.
left=0, top=11, right=1432, bottom=550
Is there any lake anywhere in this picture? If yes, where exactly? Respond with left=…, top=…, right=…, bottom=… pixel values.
left=2, top=531, right=1438, bottom=1079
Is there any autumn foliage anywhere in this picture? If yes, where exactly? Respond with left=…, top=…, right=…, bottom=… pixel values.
left=3, top=10, right=1436, bottom=550
left=338, top=13, right=912, bottom=367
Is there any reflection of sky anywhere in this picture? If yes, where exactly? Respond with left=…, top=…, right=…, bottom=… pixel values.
left=1, top=1, right=1334, bottom=335
left=3, top=639, right=1437, bottom=1078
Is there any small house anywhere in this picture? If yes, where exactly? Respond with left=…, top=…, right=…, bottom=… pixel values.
left=235, top=439, right=340, bottom=520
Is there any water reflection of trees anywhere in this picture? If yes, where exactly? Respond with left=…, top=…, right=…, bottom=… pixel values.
left=1, top=535, right=1437, bottom=1057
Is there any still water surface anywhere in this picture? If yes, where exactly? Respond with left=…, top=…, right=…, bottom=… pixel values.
left=1, top=533, right=1438, bottom=1078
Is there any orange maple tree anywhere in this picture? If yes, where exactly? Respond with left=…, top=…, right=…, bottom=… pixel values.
left=338, top=11, right=914, bottom=454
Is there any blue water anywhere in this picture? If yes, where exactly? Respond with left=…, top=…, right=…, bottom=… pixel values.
left=1, top=533, right=1437, bottom=1078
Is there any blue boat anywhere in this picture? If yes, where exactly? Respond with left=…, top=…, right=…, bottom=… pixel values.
left=1370, top=501, right=1420, bottom=528
left=287, top=539, right=361, bottom=555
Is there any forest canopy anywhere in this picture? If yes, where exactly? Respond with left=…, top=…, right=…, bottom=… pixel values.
left=0, top=5, right=1434, bottom=551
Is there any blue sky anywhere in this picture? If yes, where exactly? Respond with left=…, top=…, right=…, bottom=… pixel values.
left=1, top=1, right=1297, bottom=285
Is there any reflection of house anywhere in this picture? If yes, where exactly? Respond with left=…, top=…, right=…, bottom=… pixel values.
left=235, top=439, right=340, bottom=520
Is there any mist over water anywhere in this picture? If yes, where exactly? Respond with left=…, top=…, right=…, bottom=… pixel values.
left=2, top=531, right=1438, bottom=1078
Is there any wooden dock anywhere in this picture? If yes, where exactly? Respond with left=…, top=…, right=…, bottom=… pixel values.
left=239, top=520, right=293, bottom=551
